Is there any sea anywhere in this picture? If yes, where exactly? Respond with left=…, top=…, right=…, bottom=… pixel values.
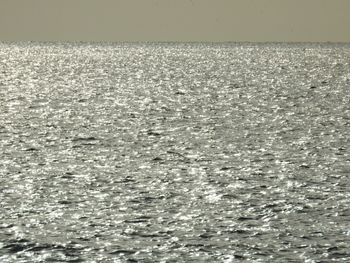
left=0, top=42, right=349, bottom=262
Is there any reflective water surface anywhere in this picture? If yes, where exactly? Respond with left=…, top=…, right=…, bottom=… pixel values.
left=0, top=42, right=350, bottom=262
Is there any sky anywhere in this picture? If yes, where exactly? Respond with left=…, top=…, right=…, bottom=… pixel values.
left=0, top=0, right=349, bottom=42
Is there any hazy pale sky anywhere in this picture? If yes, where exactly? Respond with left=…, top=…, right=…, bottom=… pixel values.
left=0, top=0, right=349, bottom=42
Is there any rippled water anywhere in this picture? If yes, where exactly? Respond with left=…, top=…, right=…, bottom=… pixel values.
left=0, top=42, right=350, bottom=262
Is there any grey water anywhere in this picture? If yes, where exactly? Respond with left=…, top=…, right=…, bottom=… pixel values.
left=0, top=42, right=350, bottom=262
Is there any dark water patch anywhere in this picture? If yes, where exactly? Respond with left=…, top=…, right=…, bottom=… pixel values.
left=71, top=136, right=98, bottom=142
left=23, top=147, right=39, bottom=152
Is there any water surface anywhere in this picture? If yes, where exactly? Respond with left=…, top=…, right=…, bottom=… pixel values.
left=0, top=42, right=350, bottom=262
